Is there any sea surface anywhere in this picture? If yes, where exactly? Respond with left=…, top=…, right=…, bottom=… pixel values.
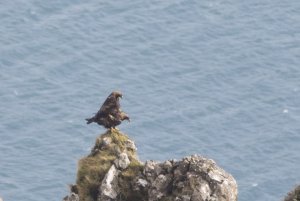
left=0, top=1, right=300, bottom=201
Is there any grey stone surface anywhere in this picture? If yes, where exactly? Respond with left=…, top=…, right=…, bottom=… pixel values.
left=125, top=139, right=137, bottom=151
left=82, top=154, right=237, bottom=201
left=137, top=178, right=148, bottom=188
left=102, top=137, right=112, bottom=146
left=98, top=165, right=120, bottom=201
left=63, top=193, right=79, bottom=201
left=114, top=152, right=130, bottom=170
left=136, top=155, right=238, bottom=201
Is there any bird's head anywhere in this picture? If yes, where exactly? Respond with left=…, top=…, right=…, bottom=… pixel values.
left=112, top=91, right=123, bottom=99
left=121, top=113, right=130, bottom=122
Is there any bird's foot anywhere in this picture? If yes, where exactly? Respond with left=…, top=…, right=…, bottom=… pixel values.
left=109, top=127, right=119, bottom=133
left=109, top=127, right=116, bottom=133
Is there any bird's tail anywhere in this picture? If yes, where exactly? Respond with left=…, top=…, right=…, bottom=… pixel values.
left=85, top=117, right=95, bottom=124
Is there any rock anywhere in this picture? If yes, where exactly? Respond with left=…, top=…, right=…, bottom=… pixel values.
left=62, top=185, right=79, bottom=201
left=148, top=174, right=173, bottom=201
left=64, top=129, right=238, bottom=201
left=139, top=155, right=237, bottom=201
left=63, top=193, right=79, bottom=201
left=75, top=130, right=142, bottom=201
left=144, top=160, right=159, bottom=180
left=162, top=160, right=173, bottom=173
left=137, top=178, right=148, bottom=187
left=98, top=165, right=120, bottom=201
left=114, top=152, right=130, bottom=170
left=102, top=137, right=112, bottom=147
left=125, top=139, right=137, bottom=151
left=175, top=195, right=191, bottom=201
left=284, top=185, right=300, bottom=201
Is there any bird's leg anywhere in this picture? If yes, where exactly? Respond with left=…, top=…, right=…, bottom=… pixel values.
left=110, top=127, right=116, bottom=133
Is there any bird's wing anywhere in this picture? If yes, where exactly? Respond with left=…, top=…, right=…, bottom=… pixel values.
left=98, top=93, right=120, bottom=115
left=120, top=111, right=130, bottom=120
left=108, top=114, right=115, bottom=120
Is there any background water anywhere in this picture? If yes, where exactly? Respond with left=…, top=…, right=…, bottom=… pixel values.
left=0, top=0, right=299, bottom=201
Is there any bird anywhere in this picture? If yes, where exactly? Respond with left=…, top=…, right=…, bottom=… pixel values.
left=85, top=91, right=130, bottom=129
left=106, top=109, right=130, bottom=128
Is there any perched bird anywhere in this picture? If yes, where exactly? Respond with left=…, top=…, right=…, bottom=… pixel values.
left=85, top=91, right=130, bottom=129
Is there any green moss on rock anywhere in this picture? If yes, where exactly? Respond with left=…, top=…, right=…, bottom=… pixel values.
left=118, top=159, right=145, bottom=201
left=76, top=129, right=142, bottom=201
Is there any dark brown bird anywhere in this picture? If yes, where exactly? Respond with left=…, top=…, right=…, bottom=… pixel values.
left=85, top=91, right=130, bottom=129
left=106, top=109, right=130, bottom=128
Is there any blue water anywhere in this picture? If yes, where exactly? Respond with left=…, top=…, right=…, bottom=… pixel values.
left=1, top=1, right=300, bottom=201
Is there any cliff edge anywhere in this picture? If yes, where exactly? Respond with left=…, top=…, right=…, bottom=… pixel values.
left=63, top=130, right=238, bottom=201
left=284, top=185, right=300, bottom=201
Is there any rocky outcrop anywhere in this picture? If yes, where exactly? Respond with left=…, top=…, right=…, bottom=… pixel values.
left=75, top=129, right=143, bottom=201
left=139, top=156, right=237, bottom=201
left=63, top=129, right=238, bottom=201
left=284, top=185, right=300, bottom=201
left=63, top=193, right=79, bottom=201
